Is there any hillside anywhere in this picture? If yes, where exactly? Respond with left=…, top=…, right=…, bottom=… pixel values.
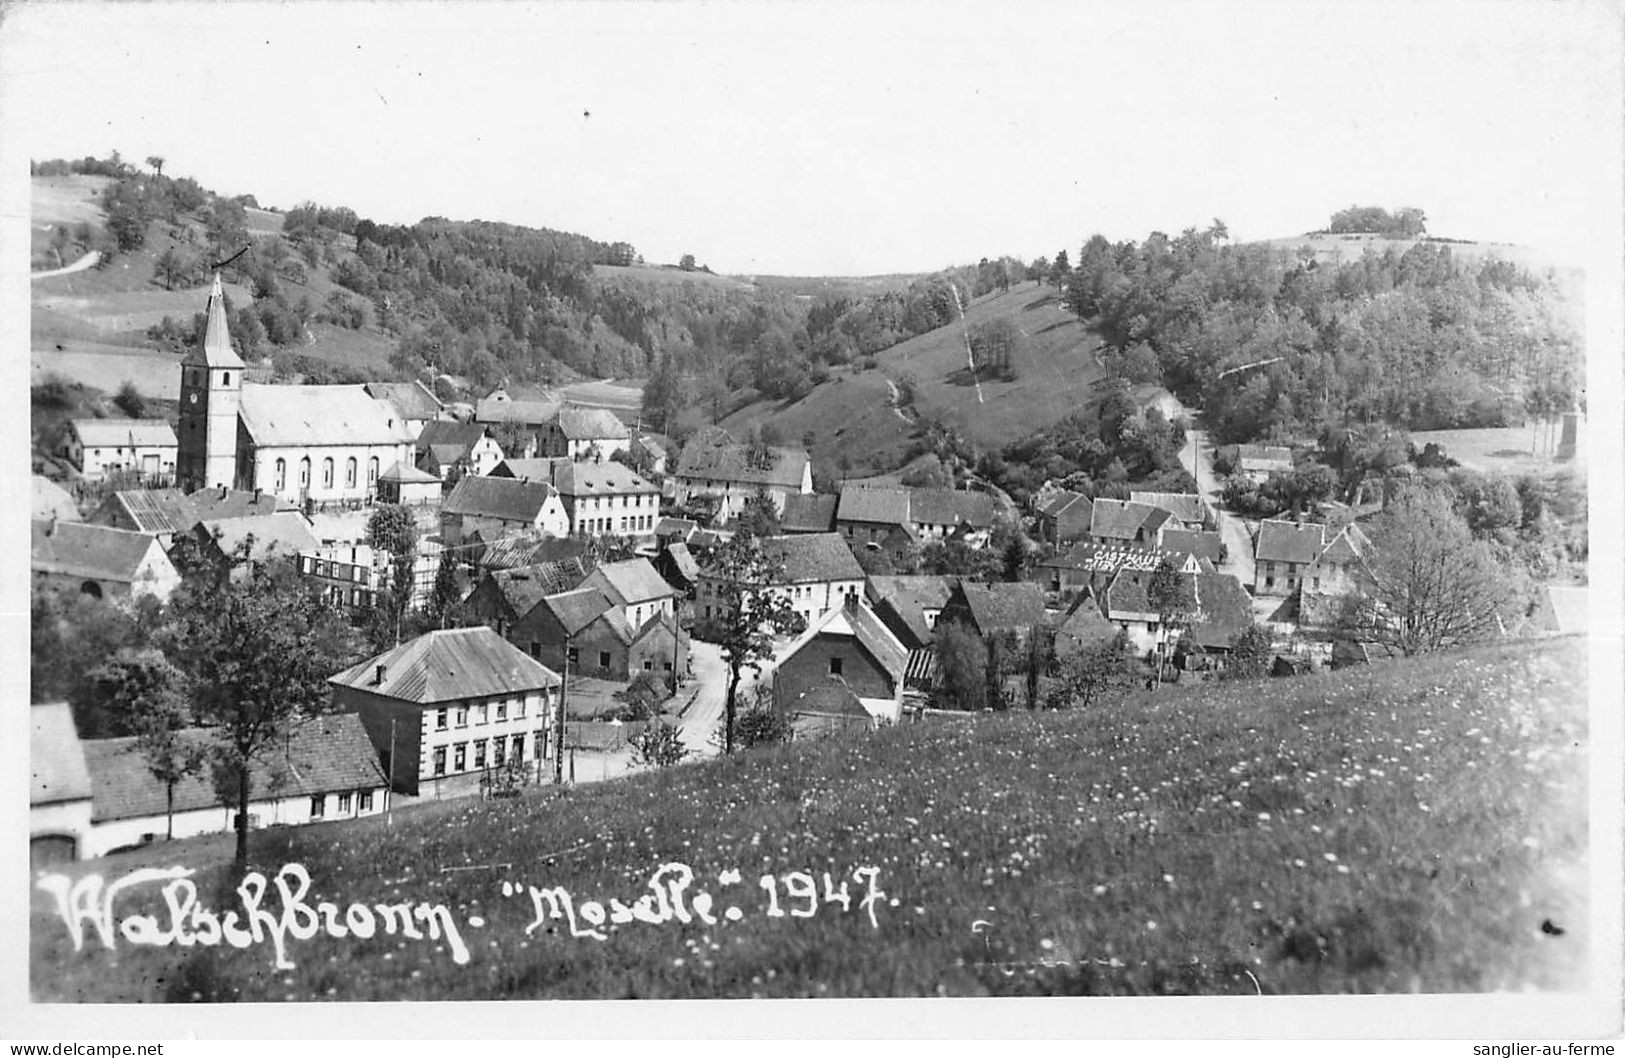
left=31, top=636, right=1589, bottom=1001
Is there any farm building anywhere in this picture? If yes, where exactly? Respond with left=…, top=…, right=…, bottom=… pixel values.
left=32, top=518, right=181, bottom=603
left=61, top=418, right=178, bottom=485
left=772, top=595, right=908, bottom=732
left=671, top=429, right=813, bottom=522
left=30, top=702, right=94, bottom=867
left=440, top=475, right=569, bottom=549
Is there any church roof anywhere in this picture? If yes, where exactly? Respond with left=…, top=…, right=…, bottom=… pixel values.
left=182, top=273, right=245, bottom=369
left=238, top=384, right=415, bottom=448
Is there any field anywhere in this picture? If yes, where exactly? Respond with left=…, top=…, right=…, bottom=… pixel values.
left=30, top=636, right=1589, bottom=1001
left=595, top=264, right=756, bottom=292
left=1409, top=423, right=1587, bottom=477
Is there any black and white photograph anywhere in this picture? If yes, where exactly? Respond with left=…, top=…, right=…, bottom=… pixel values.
left=5, top=0, right=1621, bottom=1043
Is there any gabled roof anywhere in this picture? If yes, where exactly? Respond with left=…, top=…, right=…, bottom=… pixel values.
left=663, top=542, right=700, bottom=582
left=655, top=517, right=700, bottom=541
left=1088, top=498, right=1169, bottom=541
left=585, top=558, right=675, bottom=607
left=867, top=575, right=956, bottom=649
left=98, top=486, right=293, bottom=541
left=443, top=476, right=557, bottom=522
left=1255, top=520, right=1330, bottom=565
left=201, top=512, right=320, bottom=563
left=783, top=600, right=908, bottom=687
left=837, top=484, right=911, bottom=526
left=911, top=488, right=995, bottom=529
left=182, top=274, right=245, bottom=369
left=32, top=519, right=164, bottom=583
left=415, top=419, right=490, bottom=457
left=1034, top=488, right=1090, bottom=520
left=780, top=493, right=837, bottom=533
left=1237, top=444, right=1293, bottom=470
left=476, top=393, right=559, bottom=426
left=476, top=533, right=589, bottom=574
left=554, top=407, right=630, bottom=441
left=1103, top=571, right=1157, bottom=619
left=675, top=434, right=810, bottom=490
left=69, top=418, right=178, bottom=449
left=378, top=459, right=440, bottom=484
left=83, top=713, right=384, bottom=823
left=31, top=702, right=91, bottom=807
left=1052, top=593, right=1119, bottom=652
left=1040, top=541, right=1202, bottom=576
left=537, top=587, right=624, bottom=640
left=365, top=380, right=443, bottom=421
left=491, top=457, right=567, bottom=483
left=329, top=626, right=561, bottom=703
left=33, top=477, right=80, bottom=522
left=783, top=677, right=873, bottom=721
left=239, top=385, right=414, bottom=448
left=1317, top=523, right=1371, bottom=565
left=951, top=581, right=1048, bottom=634
left=1159, top=528, right=1224, bottom=564
left=1129, top=491, right=1211, bottom=524
left=481, top=564, right=570, bottom=621
left=1186, top=573, right=1256, bottom=650
left=755, top=533, right=865, bottom=584
left=554, top=460, right=657, bottom=497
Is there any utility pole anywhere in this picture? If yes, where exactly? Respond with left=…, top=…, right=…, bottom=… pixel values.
left=387, top=716, right=397, bottom=822
left=553, top=637, right=569, bottom=785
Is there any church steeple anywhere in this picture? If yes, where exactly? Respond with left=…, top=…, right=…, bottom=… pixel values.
left=184, top=273, right=245, bottom=369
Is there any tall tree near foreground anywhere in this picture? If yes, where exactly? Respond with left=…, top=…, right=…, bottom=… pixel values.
left=707, top=534, right=806, bottom=754
left=932, top=621, right=988, bottom=712
left=1147, top=557, right=1196, bottom=686
left=1045, top=629, right=1133, bottom=709
left=89, top=648, right=201, bottom=841
left=157, top=544, right=361, bottom=866
left=734, top=486, right=782, bottom=538
left=1336, top=485, right=1516, bottom=657
left=365, top=503, right=420, bottom=648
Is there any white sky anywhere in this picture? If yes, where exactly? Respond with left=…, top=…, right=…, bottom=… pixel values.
left=3, top=0, right=1620, bottom=275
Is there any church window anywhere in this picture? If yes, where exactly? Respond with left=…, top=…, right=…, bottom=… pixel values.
left=275, top=459, right=286, bottom=491
left=368, top=457, right=379, bottom=484
left=222, top=373, right=231, bottom=386
left=346, top=457, right=357, bottom=488
left=299, top=458, right=311, bottom=487
left=322, top=458, right=335, bottom=488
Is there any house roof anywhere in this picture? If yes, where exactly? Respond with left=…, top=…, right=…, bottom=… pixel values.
left=33, top=476, right=81, bottom=522
left=1129, top=491, right=1211, bottom=524
left=201, top=512, right=320, bottom=563
left=1102, top=571, right=1157, bottom=619
left=492, top=457, right=567, bottom=483
left=83, top=713, right=385, bottom=824
left=780, top=493, right=838, bottom=533
left=953, top=581, right=1048, bottom=634
left=96, top=486, right=291, bottom=538
left=1087, top=498, right=1169, bottom=541
left=32, top=519, right=164, bottom=584
left=329, top=626, right=561, bottom=703
left=538, top=587, right=625, bottom=640
left=182, top=274, right=245, bottom=369
left=477, top=533, right=590, bottom=573
left=837, top=484, right=911, bottom=526
left=656, top=517, right=700, bottom=541
left=1159, top=528, right=1224, bottom=564
left=365, top=380, right=443, bottom=420
left=757, top=533, right=865, bottom=584
left=1238, top=444, right=1293, bottom=470
left=378, top=459, right=440, bottom=484
left=911, top=488, right=995, bottom=529
left=443, top=475, right=557, bottom=522
left=663, top=542, right=700, bottom=582
left=1186, top=573, right=1255, bottom=650
left=554, top=460, right=657, bottom=497
left=554, top=407, right=630, bottom=441
left=586, top=558, right=675, bottom=606
left=866, top=575, right=956, bottom=649
left=783, top=600, right=908, bottom=686
left=1052, top=594, right=1119, bottom=653
left=476, top=394, right=560, bottom=426
left=1034, top=488, right=1090, bottom=520
left=416, top=419, right=490, bottom=457
left=1040, top=541, right=1202, bottom=576
left=1317, top=523, right=1371, bottom=565
left=31, top=702, right=92, bottom=806
left=482, top=565, right=569, bottom=620
left=783, top=678, right=873, bottom=721
left=239, top=384, right=414, bottom=448
left=70, top=418, right=178, bottom=449
left=675, top=435, right=810, bottom=490
left=1255, top=520, right=1330, bottom=565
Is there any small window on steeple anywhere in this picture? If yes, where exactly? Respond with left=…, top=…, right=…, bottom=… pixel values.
left=222, top=372, right=231, bottom=386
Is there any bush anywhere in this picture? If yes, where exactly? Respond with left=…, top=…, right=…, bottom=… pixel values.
left=735, top=707, right=793, bottom=749
left=628, top=721, right=690, bottom=769
left=32, top=375, right=73, bottom=409
left=113, top=381, right=145, bottom=419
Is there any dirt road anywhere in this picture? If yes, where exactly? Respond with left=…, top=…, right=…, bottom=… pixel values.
left=31, top=251, right=101, bottom=281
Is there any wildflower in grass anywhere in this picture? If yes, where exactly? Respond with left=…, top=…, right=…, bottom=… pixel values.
left=1146, top=921, right=1158, bottom=931
left=1323, top=853, right=1338, bottom=863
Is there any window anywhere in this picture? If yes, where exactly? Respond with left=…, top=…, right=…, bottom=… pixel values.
left=433, top=747, right=447, bottom=775
left=322, top=458, right=335, bottom=488
left=567, top=647, right=579, bottom=665
left=453, top=743, right=467, bottom=771
left=475, top=702, right=488, bottom=724
left=528, top=641, right=540, bottom=659
left=310, top=795, right=326, bottom=818
left=275, top=458, right=286, bottom=490
left=359, top=790, right=374, bottom=812
left=493, top=738, right=506, bottom=766
left=346, top=457, right=357, bottom=488
left=644, top=659, right=653, bottom=671
left=338, top=792, right=353, bottom=814
left=515, top=698, right=526, bottom=718
left=299, top=457, right=311, bottom=487
left=474, top=740, right=487, bottom=769
left=1313, top=576, right=1321, bottom=590
left=829, top=656, right=843, bottom=676
left=456, top=705, right=468, bottom=727
left=599, top=651, right=611, bottom=668
left=664, top=660, right=673, bottom=671
left=436, top=708, right=448, bottom=730
left=222, top=372, right=231, bottom=386
left=496, top=700, right=507, bottom=721
left=369, top=456, right=379, bottom=484
left=512, top=734, right=526, bottom=764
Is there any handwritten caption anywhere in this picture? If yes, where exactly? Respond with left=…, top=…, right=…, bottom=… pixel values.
left=36, top=861, right=886, bottom=970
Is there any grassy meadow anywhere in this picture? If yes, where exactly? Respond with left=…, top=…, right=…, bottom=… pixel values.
left=30, top=637, right=1589, bottom=1001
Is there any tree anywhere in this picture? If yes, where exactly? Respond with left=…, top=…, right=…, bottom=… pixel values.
left=932, top=621, right=988, bottom=711
left=155, top=246, right=189, bottom=291
left=425, top=553, right=465, bottom=628
left=734, top=487, right=782, bottom=538
left=629, top=721, right=690, bottom=768
left=707, top=535, right=807, bottom=753
left=365, top=503, right=420, bottom=646
left=1048, top=250, right=1071, bottom=290
left=679, top=254, right=697, bottom=272
left=1045, top=630, right=1132, bottom=709
left=1023, top=623, right=1053, bottom=710
left=157, top=546, right=362, bottom=866
left=1147, top=558, right=1195, bottom=684
left=1224, top=623, right=1273, bottom=680
left=146, top=155, right=165, bottom=177
left=113, top=381, right=146, bottom=419
left=734, top=685, right=793, bottom=748
left=89, top=649, right=201, bottom=840
left=1337, top=486, right=1517, bottom=657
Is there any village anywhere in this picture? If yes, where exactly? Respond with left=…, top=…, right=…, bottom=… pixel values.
left=28, top=274, right=1588, bottom=866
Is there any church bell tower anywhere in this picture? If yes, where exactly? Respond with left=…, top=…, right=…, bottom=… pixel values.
left=176, top=274, right=245, bottom=493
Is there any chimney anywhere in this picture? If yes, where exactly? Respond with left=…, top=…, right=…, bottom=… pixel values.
left=374, top=664, right=387, bottom=686
left=219, top=484, right=228, bottom=499
left=843, top=591, right=860, bottom=614
left=254, top=487, right=262, bottom=502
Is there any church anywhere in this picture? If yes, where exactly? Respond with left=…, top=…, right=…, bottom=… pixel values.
left=176, top=276, right=414, bottom=506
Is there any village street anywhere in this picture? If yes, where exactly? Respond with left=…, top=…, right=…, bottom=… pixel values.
left=1177, top=419, right=1257, bottom=593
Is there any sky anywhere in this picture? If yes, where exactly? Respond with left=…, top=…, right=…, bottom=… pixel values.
left=3, top=0, right=1621, bottom=276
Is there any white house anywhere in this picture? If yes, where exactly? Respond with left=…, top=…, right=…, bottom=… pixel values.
left=579, top=557, right=679, bottom=631
left=695, top=532, right=865, bottom=630
left=536, top=407, right=632, bottom=461
left=440, top=475, right=570, bottom=549
left=62, top=418, right=178, bottom=484
left=31, top=519, right=181, bottom=603
left=672, top=430, right=813, bottom=521
left=30, top=702, right=94, bottom=867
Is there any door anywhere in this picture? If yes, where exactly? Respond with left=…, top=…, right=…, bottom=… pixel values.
left=30, top=834, right=77, bottom=870
left=142, top=453, right=160, bottom=479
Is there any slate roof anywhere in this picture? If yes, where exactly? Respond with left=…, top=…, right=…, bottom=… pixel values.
left=492, top=457, right=567, bottom=483
left=912, top=488, right=995, bottom=530
left=1052, top=594, right=1119, bottom=653
left=239, top=385, right=414, bottom=448
left=953, top=581, right=1048, bottom=634
left=1238, top=444, right=1293, bottom=471
left=378, top=459, right=440, bottom=484
left=538, top=587, right=625, bottom=640
left=1088, top=498, right=1170, bottom=541
left=32, top=519, right=162, bottom=583
left=1129, top=491, right=1211, bottom=525
left=476, top=395, right=560, bottom=426
left=33, top=477, right=81, bottom=522
left=1317, top=524, right=1371, bottom=565
left=415, top=420, right=489, bottom=457
left=1035, top=488, right=1090, bottom=519
left=784, top=601, right=908, bottom=687
left=70, top=418, right=178, bottom=449
left=476, top=533, right=590, bottom=573
left=202, top=512, right=320, bottom=563
left=97, top=486, right=290, bottom=543
left=783, top=678, right=872, bottom=721
left=554, top=407, right=631, bottom=441
left=586, top=558, right=675, bottom=606
left=1186, top=573, right=1256, bottom=650
left=1103, top=572, right=1157, bottom=619
left=443, top=476, right=557, bottom=522
left=837, top=485, right=911, bottom=526
left=780, top=493, right=838, bottom=533
left=664, top=542, right=700, bottom=583
left=182, top=274, right=245, bottom=369
left=656, top=517, right=700, bottom=542
left=867, top=575, right=957, bottom=649
left=31, top=702, right=92, bottom=807
left=482, top=565, right=572, bottom=620
left=1255, top=520, right=1330, bottom=565
left=329, top=626, right=561, bottom=704
left=83, top=713, right=385, bottom=824
left=757, top=533, right=865, bottom=584
left=365, top=380, right=443, bottom=421
left=554, top=460, right=657, bottom=497
left=1160, top=528, right=1224, bottom=564
left=675, top=435, right=810, bottom=490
